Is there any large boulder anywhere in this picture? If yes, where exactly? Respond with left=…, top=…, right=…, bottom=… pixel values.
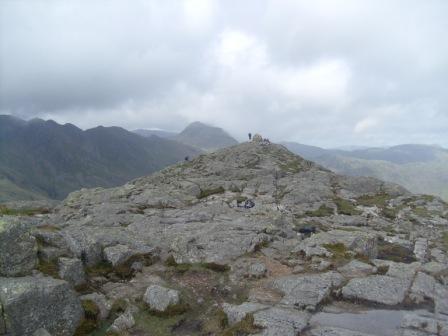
left=272, top=272, right=344, bottom=311
left=342, top=275, right=410, bottom=306
left=58, top=257, right=86, bottom=287
left=253, top=307, right=310, bottom=336
left=143, top=285, right=180, bottom=312
left=0, top=276, right=83, bottom=336
left=294, top=230, right=378, bottom=259
left=0, top=217, right=37, bottom=276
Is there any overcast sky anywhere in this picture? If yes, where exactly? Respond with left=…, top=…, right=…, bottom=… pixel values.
left=1, top=0, right=447, bottom=147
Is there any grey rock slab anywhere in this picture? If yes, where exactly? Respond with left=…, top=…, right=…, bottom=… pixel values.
left=107, top=308, right=135, bottom=334
left=143, top=285, right=180, bottom=312
left=58, top=257, right=86, bottom=287
left=103, top=243, right=154, bottom=267
left=0, top=276, right=82, bottom=336
left=0, top=216, right=37, bottom=276
left=435, top=283, right=448, bottom=316
left=342, top=275, right=410, bottom=306
left=253, top=307, right=310, bottom=336
left=247, top=262, right=267, bottom=279
left=295, top=230, right=378, bottom=259
left=222, top=302, right=268, bottom=325
left=308, top=326, right=378, bottom=336
left=422, top=261, right=448, bottom=276
left=409, top=272, right=437, bottom=304
left=32, top=328, right=52, bottom=336
left=413, top=238, right=429, bottom=262
left=272, top=271, right=344, bottom=310
left=338, top=260, right=377, bottom=278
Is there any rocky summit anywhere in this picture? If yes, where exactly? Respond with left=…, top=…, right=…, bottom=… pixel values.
left=1, top=140, right=448, bottom=336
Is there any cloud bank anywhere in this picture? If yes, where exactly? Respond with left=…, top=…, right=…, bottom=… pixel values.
left=1, top=0, right=447, bottom=147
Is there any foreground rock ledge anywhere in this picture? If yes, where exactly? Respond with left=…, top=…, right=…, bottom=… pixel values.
left=0, top=276, right=82, bottom=336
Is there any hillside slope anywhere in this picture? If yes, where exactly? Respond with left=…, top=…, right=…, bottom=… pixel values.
left=0, top=115, right=201, bottom=200
left=3, top=138, right=447, bottom=335
left=283, top=142, right=448, bottom=200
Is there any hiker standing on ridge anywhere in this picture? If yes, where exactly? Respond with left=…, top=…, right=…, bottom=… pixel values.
left=248, top=133, right=252, bottom=140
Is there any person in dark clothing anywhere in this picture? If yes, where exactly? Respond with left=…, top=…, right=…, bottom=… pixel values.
left=248, top=133, right=252, bottom=140
left=184, top=156, right=189, bottom=161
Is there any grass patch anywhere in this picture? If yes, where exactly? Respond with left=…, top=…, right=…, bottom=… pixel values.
left=85, top=261, right=114, bottom=277
left=197, top=186, right=225, bottom=199
left=323, top=243, right=352, bottom=266
left=305, top=204, right=334, bottom=217
left=356, top=193, right=392, bottom=207
left=203, top=309, right=228, bottom=334
left=377, top=240, right=416, bottom=263
left=0, top=205, right=50, bottom=216
left=334, top=198, right=361, bottom=216
left=133, top=309, right=185, bottom=336
left=149, top=303, right=190, bottom=318
left=220, top=313, right=261, bottom=336
left=201, top=262, right=230, bottom=273
left=412, top=206, right=432, bottom=218
left=442, top=231, right=448, bottom=251
left=36, top=259, right=59, bottom=278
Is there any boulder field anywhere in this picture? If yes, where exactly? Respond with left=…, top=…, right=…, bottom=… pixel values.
left=1, top=140, right=448, bottom=335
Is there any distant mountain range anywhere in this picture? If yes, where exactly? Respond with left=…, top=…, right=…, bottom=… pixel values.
left=283, top=142, right=448, bottom=201
left=2, top=115, right=447, bottom=202
left=135, top=121, right=238, bottom=152
left=0, top=115, right=201, bottom=201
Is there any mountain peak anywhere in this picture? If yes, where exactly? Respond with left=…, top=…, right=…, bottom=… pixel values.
left=176, top=121, right=238, bottom=151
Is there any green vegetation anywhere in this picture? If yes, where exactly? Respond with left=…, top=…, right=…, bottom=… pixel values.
left=279, top=159, right=302, bottom=173
left=305, top=204, right=334, bottom=217
left=36, top=259, right=59, bottom=278
left=356, top=193, right=401, bottom=219
left=201, top=262, right=230, bottom=273
left=85, top=261, right=114, bottom=278
left=323, top=243, right=352, bottom=265
left=0, top=205, right=50, bottom=216
left=334, top=198, right=361, bottom=216
left=442, top=231, right=448, bottom=251
left=74, top=300, right=100, bottom=336
left=202, top=309, right=228, bottom=334
left=197, top=186, right=225, bottom=199
left=148, top=303, right=189, bottom=318
left=133, top=309, right=185, bottom=336
left=377, top=240, right=416, bottom=263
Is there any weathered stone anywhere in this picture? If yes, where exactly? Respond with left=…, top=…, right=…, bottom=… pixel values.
left=58, top=257, right=86, bottom=287
left=253, top=307, right=310, bottom=336
left=272, top=271, right=344, bottom=310
left=386, top=262, right=420, bottom=282
left=409, top=272, right=437, bottom=304
left=338, top=260, right=376, bottom=278
left=422, top=261, right=448, bottom=276
left=295, top=230, right=378, bottom=259
left=400, top=313, right=438, bottom=335
left=107, top=308, right=135, bottom=334
left=0, top=276, right=82, bottom=336
left=80, top=292, right=111, bottom=320
left=308, top=326, right=377, bottom=336
left=0, top=217, right=37, bottom=276
left=32, top=328, right=52, bottom=336
left=103, top=244, right=154, bottom=267
left=342, top=275, right=410, bottom=306
left=414, top=238, right=429, bottom=262
left=222, top=302, right=268, bottom=325
left=247, top=262, right=267, bottom=278
left=143, top=285, right=180, bottom=312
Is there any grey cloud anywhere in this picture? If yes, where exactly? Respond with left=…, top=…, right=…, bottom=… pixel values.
left=1, top=0, right=447, bottom=147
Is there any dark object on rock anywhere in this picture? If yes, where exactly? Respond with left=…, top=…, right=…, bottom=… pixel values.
left=248, top=133, right=252, bottom=140
left=298, top=226, right=316, bottom=236
left=244, top=200, right=255, bottom=209
left=185, top=156, right=189, bottom=161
